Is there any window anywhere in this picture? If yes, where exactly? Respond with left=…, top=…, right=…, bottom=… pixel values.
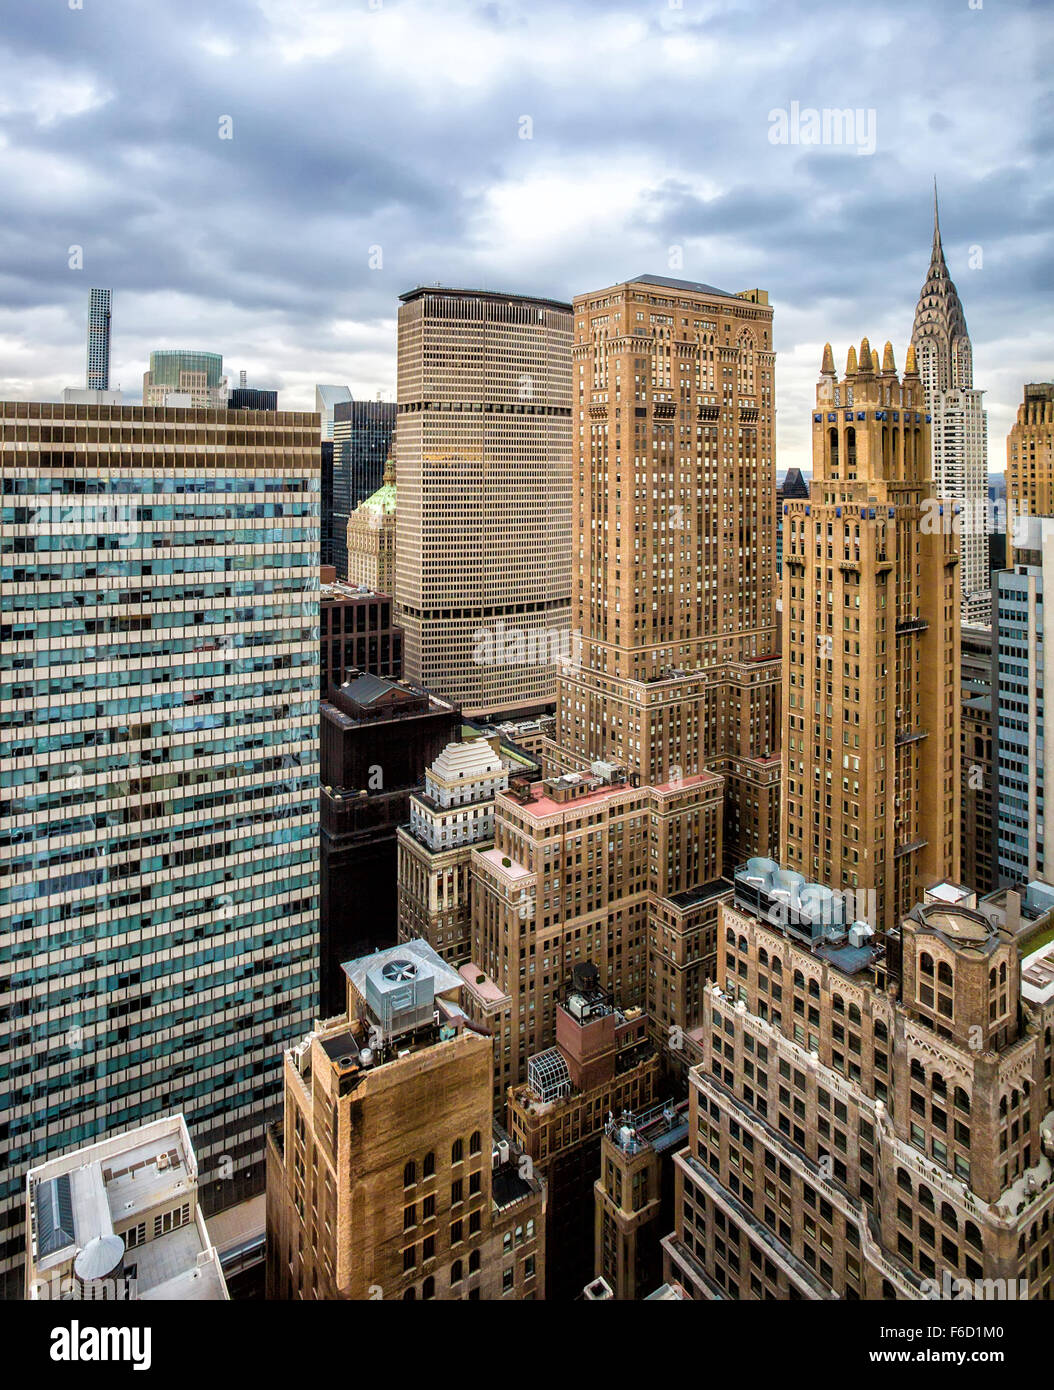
left=452, top=1138, right=464, bottom=1164
left=422, top=1275, right=435, bottom=1300
left=469, top=1130, right=482, bottom=1155
left=451, top=1260, right=463, bottom=1285
left=423, top=1151, right=435, bottom=1178
left=403, top=1247, right=416, bottom=1272
left=469, top=1250, right=481, bottom=1273
left=403, top=1204, right=416, bottom=1231
left=404, top=1160, right=416, bottom=1188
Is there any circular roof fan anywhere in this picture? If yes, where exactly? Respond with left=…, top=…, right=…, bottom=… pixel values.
left=382, top=959, right=418, bottom=984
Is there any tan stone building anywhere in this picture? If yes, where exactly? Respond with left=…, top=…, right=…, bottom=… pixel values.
left=781, top=340, right=960, bottom=934
left=505, top=965, right=658, bottom=1299
left=556, top=274, right=781, bottom=872
left=1006, top=382, right=1054, bottom=559
left=662, top=865, right=1054, bottom=1300
left=397, top=739, right=511, bottom=964
left=462, top=760, right=729, bottom=1109
left=266, top=939, right=545, bottom=1300
left=394, top=286, right=573, bottom=717
left=346, top=452, right=397, bottom=594
left=594, top=1099, right=689, bottom=1300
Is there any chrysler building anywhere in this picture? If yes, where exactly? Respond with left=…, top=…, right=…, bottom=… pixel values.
left=911, top=186, right=990, bottom=623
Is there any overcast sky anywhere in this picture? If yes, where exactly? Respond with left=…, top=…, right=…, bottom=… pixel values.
left=1, top=0, right=1051, bottom=472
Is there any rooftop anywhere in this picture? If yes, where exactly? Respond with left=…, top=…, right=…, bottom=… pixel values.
left=399, top=284, right=572, bottom=313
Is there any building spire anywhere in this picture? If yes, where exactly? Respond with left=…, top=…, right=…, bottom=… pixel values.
left=821, top=342, right=835, bottom=376
left=933, top=176, right=941, bottom=257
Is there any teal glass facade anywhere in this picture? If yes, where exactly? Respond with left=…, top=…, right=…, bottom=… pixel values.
left=0, top=402, right=320, bottom=1294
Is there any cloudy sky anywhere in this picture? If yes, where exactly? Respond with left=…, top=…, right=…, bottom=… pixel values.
left=1, top=0, right=1051, bottom=472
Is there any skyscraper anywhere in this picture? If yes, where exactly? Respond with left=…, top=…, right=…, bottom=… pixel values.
left=911, top=190, right=990, bottom=624
left=395, top=286, right=573, bottom=717
left=781, top=340, right=960, bottom=934
left=86, top=288, right=111, bottom=392
left=556, top=275, right=781, bottom=869
left=314, top=383, right=352, bottom=443
left=0, top=400, right=320, bottom=1295
left=992, top=516, right=1054, bottom=884
left=1006, top=382, right=1054, bottom=553
left=346, top=451, right=397, bottom=594
left=331, top=399, right=396, bottom=579
left=142, top=350, right=227, bottom=407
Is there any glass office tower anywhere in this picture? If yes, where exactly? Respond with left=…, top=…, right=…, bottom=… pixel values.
left=0, top=400, right=320, bottom=1295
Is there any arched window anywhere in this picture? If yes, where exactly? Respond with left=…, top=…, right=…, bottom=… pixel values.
left=954, top=1087, right=971, bottom=1115
left=452, top=1138, right=464, bottom=1164
left=759, top=948, right=768, bottom=967
left=794, top=970, right=805, bottom=989
left=810, top=979, right=821, bottom=1000
left=918, top=1185, right=935, bottom=1212
left=920, top=953, right=934, bottom=977
left=874, top=1019, right=888, bottom=1041
left=469, top=1130, right=482, bottom=1155
left=848, top=1003, right=861, bottom=1024
left=965, top=1222, right=982, bottom=1252
left=404, top=1160, right=416, bottom=1188
left=403, top=1287, right=416, bottom=1300
left=469, top=1250, right=481, bottom=1273
left=423, top=1276, right=435, bottom=1300
left=931, top=1072, right=946, bottom=1096
left=771, top=956, right=782, bottom=975
left=726, top=926, right=736, bottom=945
left=897, top=1167, right=912, bottom=1192
left=941, top=1203, right=958, bottom=1231
left=423, top=1151, right=435, bottom=1178
left=451, top=1260, right=463, bottom=1285
left=999, top=962, right=1008, bottom=984
left=937, top=961, right=953, bottom=987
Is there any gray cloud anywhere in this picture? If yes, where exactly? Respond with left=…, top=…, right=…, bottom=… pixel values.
left=0, top=0, right=1050, bottom=470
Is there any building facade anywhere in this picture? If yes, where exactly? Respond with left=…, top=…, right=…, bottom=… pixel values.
left=265, top=939, right=545, bottom=1300
left=961, top=624, right=995, bottom=896
left=397, top=739, right=511, bottom=966
left=781, top=340, right=961, bottom=934
left=911, top=193, right=990, bottom=625
left=141, top=350, right=228, bottom=408
left=314, top=384, right=352, bottom=444
left=992, top=517, right=1054, bottom=884
left=331, top=399, right=396, bottom=580
left=0, top=399, right=320, bottom=1295
left=555, top=274, right=781, bottom=872
left=346, top=452, right=396, bottom=595
left=319, top=570, right=402, bottom=694
left=661, top=865, right=1054, bottom=1300
left=776, top=467, right=809, bottom=580
left=1006, top=383, right=1054, bottom=557
left=86, top=288, right=112, bottom=392
left=394, top=286, right=573, bottom=717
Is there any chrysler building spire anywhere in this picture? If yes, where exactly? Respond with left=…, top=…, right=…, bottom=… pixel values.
left=910, top=185, right=990, bottom=623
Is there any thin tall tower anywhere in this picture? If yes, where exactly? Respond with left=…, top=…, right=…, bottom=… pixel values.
left=86, top=287, right=112, bottom=390
left=911, top=186, right=989, bottom=623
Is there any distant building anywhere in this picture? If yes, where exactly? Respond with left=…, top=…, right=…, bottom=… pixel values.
left=266, top=938, right=545, bottom=1300
left=26, top=1115, right=228, bottom=1301
left=331, top=399, right=396, bottom=578
left=319, top=568, right=402, bottom=694
left=319, top=674, right=460, bottom=1014
left=398, top=739, right=513, bottom=966
left=314, top=384, right=352, bottom=442
left=86, top=288, right=111, bottom=391
left=346, top=451, right=397, bottom=594
left=1006, top=383, right=1054, bottom=561
left=320, top=439, right=335, bottom=568
left=776, top=467, right=808, bottom=580
left=396, top=286, right=572, bottom=716
left=961, top=624, right=995, bottom=895
left=993, top=516, right=1054, bottom=883
left=912, top=191, right=990, bottom=624
left=228, top=386, right=278, bottom=410
left=505, top=964, right=657, bottom=1301
left=142, top=350, right=227, bottom=407
left=62, top=387, right=123, bottom=405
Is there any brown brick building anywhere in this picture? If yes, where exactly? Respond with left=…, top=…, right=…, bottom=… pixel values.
left=319, top=567, right=402, bottom=694
left=266, top=939, right=545, bottom=1300
left=781, top=340, right=961, bottom=934
left=556, top=274, right=781, bottom=872
left=1006, top=383, right=1054, bottom=553
left=661, top=865, right=1054, bottom=1300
